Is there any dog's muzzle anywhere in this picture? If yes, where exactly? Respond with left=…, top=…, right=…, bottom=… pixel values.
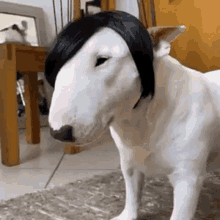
left=50, top=116, right=114, bottom=143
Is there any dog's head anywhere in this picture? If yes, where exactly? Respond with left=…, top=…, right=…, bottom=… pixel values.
left=45, top=11, right=185, bottom=145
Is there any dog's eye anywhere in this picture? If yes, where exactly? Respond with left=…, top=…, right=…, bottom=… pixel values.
left=95, top=57, right=109, bottom=67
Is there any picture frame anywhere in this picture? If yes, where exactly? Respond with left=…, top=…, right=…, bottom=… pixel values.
left=0, top=1, right=48, bottom=47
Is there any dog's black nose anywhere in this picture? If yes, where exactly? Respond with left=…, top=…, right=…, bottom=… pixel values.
left=50, top=125, right=75, bottom=142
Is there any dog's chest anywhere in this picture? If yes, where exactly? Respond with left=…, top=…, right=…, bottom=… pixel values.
left=110, top=119, right=174, bottom=175
left=110, top=80, right=220, bottom=176
left=109, top=109, right=174, bottom=175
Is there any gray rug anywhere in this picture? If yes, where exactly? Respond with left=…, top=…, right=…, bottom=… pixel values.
left=0, top=170, right=220, bottom=220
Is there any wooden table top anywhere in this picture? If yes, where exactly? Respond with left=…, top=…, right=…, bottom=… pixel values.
left=0, top=43, right=50, bottom=73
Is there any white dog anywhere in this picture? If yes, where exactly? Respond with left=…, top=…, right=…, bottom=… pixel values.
left=45, top=11, right=220, bottom=220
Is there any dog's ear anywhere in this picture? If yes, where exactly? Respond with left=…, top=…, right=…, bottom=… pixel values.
left=148, top=25, right=186, bottom=58
left=21, top=21, right=28, bottom=30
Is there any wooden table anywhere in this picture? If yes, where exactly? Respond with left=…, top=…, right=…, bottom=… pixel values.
left=0, top=43, right=49, bottom=167
left=0, top=1, right=151, bottom=167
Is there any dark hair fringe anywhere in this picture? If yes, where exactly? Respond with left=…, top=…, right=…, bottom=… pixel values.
left=45, top=10, right=155, bottom=105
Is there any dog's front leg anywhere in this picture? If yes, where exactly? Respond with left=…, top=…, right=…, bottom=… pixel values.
left=111, top=161, right=145, bottom=220
left=168, top=161, right=206, bottom=220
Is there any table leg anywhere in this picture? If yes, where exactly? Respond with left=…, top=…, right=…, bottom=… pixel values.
left=0, top=44, right=20, bottom=166
left=23, top=73, right=40, bottom=144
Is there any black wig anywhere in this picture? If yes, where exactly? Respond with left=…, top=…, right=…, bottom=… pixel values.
left=45, top=10, right=155, bottom=102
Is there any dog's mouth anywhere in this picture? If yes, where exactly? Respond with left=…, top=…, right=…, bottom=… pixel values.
left=51, top=115, right=115, bottom=146
left=74, top=116, right=115, bottom=147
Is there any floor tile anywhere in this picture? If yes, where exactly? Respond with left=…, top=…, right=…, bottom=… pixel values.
left=57, top=149, right=120, bottom=170
left=0, top=167, right=52, bottom=201
left=17, top=127, right=65, bottom=169
left=0, top=126, right=121, bottom=201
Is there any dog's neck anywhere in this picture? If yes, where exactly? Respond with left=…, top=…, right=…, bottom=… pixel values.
left=145, top=55, right=191, bottom=126
left=111, top=54, right=195, bottom=141
left=116, top=55, right=191, bottom=129
left=155, top=55, right=189, bottom=98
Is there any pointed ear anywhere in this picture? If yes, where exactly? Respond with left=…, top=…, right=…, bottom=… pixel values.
left=21, top=21, right=28, bottom=30
left=147, top=25, right=186, bottom=58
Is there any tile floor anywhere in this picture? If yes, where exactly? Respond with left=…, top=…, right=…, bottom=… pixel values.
left=0, top=127, right=120, bottom=201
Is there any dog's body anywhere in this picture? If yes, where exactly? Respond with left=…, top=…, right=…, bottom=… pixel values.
left=46, top=11, right=220, bottom=220
left=109, top=52, right=220, bottom=219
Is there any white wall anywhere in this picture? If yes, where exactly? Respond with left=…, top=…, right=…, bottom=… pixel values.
left=116, top=0, right=139, bottom=19
left=1, top=0, right=139, bottom=46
